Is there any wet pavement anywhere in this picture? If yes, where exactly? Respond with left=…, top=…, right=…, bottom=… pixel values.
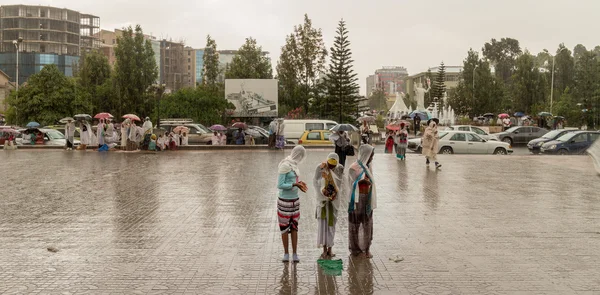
left=0, top=149, right=599, bottom=294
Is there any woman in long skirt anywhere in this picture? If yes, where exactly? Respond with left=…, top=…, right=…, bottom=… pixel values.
left=345, top=145, right=377, bottom=258
left=313, top=153, right=343, bottom=258
left=384, top=131, right=394, bottom=153
left=422, top=120, right=441, bottom=168
left=395, top=123, right=408, bottom=160
left=277, top=145, right=308, bottom=263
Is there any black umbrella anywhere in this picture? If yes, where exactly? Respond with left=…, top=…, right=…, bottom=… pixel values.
left=74, top=114, right=92, bottom=121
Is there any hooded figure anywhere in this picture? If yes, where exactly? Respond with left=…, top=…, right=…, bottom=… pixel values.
left=81, top=120, right=97, bottom=149
left=104, top=119, right=115, bottom=144
left=345, top=144, right=377, bottom=257
left=277, top=145, right=307, bottom=263
left=330, top=130, right=350, bottom=166
left=142, top=117, right=153, bottom=135
left=421, top=121, right=441, bottom=168
left=141, top=117, right=153, bottom=150
left=313, top=152, right=344, bottom=257
left=97, top=119, right=105, bottom=146
left=121, top=119, right=130, bottom=149
left=127, top=121, right=138, bottom=151
left=65, top=119, right=76, bottom=150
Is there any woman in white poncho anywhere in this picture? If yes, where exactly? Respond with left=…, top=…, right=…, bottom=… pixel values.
left=120, top=119, right=129, bottom=150
left=345, top=144, right=377, bottom=258
left=313, top=152, right=344, bottom=258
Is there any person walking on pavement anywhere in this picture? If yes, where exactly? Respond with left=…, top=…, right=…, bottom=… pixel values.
left=330, top=130, right=350, bottom=167
left=396, top=123, right=408, bottom=160
left=414, top=117, right=421, bottom=136
left=422, top=120, right=441, bottom=169
left=313, top=153, right=343, bottom=258
left=65, top=119, right=75, bottom=151
left=345, top=145, right=377, bottom=258
left=277, top=145, right=308, bottom=263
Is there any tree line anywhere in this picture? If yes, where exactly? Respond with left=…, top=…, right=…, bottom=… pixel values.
left=5, top=14, right=363, bottom=126
left=449, top=38, right=600, bottom=127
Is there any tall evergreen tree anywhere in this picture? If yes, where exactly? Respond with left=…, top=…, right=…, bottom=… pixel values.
left=432, top=62, right=446, bottom=107
left=202, top=35, right=220, bottom=86
left=322, top=19, right=359, bottom=122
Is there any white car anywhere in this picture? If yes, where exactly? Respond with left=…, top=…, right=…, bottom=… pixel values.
left=409, top=131, right=512, bottom=155
left=445, top=125, right=499, bottom=141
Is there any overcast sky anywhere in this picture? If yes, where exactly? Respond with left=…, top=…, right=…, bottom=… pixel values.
left=14, top=0, right=600, bottom=94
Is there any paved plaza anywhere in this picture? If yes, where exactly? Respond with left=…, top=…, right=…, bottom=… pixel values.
left=0, top=149, right=599, bottom=294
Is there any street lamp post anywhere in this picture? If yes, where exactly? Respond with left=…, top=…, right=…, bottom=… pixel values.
left=550, top=47, right=568, bottom=113
left=472, top=64, right=478, bottom=115
left=12, top=37, right=23, bottom=92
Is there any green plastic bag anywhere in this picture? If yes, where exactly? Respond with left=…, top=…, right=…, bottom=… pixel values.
left=317, top=259, right=343, bottom=276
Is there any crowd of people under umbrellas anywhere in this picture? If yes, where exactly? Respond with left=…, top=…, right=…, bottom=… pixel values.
left=62, top=114, right=191, bottom=152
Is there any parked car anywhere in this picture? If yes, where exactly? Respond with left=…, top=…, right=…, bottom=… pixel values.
left=16, top=128, right=80, bottom=146
left=445, top=125, right=499, bottom=141
left=298, top=130, right=333, bottom=145
left=540, top=131, right=600, bottom=155
left=44, top=125, right=81, bottom=141
left=495, top=126, right=549, bottom=145
left=283, top=119, right=338, bottom=143
left=527, top=129, right=577, bottom=154
left=408, top=131, right=512, bottom=155
left=160, top=119, right=212, bottom=144
left=225, top=126, right=269, bottom=145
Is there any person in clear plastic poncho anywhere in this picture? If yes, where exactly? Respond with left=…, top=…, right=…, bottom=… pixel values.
left=313, top=152, right=344, bottom=258
left=344, top=144, right=377, bottom=258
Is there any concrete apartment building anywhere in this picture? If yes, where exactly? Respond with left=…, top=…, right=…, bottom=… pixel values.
left=0, top=4, right=100, bottom=84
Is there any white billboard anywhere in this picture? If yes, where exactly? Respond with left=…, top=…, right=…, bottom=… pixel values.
left=225, top=79, right=278, bottom=117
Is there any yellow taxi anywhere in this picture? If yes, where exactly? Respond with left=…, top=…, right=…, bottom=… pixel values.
left=298, top=130, right=333, bottom=145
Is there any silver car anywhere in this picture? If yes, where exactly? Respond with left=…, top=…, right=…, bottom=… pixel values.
left=444, top=125, right=499, bottom=141
left=408, top=131, right=512, bottom=155
left=16, top=128, right=79, bottom=146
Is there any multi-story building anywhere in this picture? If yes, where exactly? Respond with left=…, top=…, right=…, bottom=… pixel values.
left=0, top=69, right=14, bottom=111
left=195, top=49, right=204, bottom=85
left=0, top=5, right=100, bottom=84
left=365, top=75, right=375, bottom=97
left=160, top=39, right=185, bottom=92
left=184, top=47, right=196, bottom=88
left=373, top=66, right=409, bottom=95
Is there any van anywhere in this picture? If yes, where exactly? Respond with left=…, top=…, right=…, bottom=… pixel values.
left=283, top=119, right=338, bottom=143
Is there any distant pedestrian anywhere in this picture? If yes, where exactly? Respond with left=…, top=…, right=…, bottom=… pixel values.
left=211, top=131, right=220, bottom=145
left=277, top=145, right=308, bottom=263
left=65, top=119, right=75, bottom=151
left=330, top=130, right=350, bottom=167
left=314, top=153, right=343, bottom=258
left=346, top=145, right=377, bottom=258
left=120, top=120, right=129, bottom=150
left=422, top=120, right=441, bottom=169
left=396, top=123, right=408, bottom=160
left=268, top=120, right=277, bottom=148
left=181, top=132, right=188, bottom=146
left=219, top=131, right=227, bottom=145
left=235, top=128, right=245, bottom=145
left=97, top=119, right=105, bottom=148
left=414, top=117, right=421, bottom=136
left=384, top=131, right=394, bottom=153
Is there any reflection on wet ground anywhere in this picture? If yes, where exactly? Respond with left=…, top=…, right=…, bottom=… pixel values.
left=0, top=150, right=599, bottom=294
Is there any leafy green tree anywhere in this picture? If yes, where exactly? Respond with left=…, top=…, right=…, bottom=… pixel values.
left=552, top=44, right=575, bottom=96
left=5, top=64, right=91, bottom=125
left=322, top=19, right=359, bottom=122
left=482, top=37, right=522, bottom=82
left=202, top=35, right=220, bottom=86
left=432, top=62, right=446, bottom=107
left=276, top=14, right=327, bottom=116
left=113, top=25, right=158, bottom=117
left=225, top=37, right=273, bottom=79
left=160, top=85, right=233, bottom=125
left=510, top=51, right=549, bottom=114
left=573, top=44, right=588, bottom=63
left=77, top=50, right=112, bottom=114
left=450, top=49, right=505, bottom=117
left=368, top=89, right=387, bottom=111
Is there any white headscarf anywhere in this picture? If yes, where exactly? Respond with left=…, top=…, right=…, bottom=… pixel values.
left=142, top=117, right=153, bottom=135
left=314, top=152, right=344, bottom=212
left=278, top=145, right=306, bottom=175
left=345, top=144, right=377, bottom=210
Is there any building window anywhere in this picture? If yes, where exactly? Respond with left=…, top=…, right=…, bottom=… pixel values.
left=188, top=65, right=191, bottom=70
left=112, top=39, right=115, bottom=44
left=187, top=58, right=191, bottom=63
left=188, top=51, right=191, bottom=56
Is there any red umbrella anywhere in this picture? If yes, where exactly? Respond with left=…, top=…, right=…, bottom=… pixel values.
left=386, top=124, right=400, bottom=131
left=94, top=112, right=114, bottom=119
left=498, top=113, right=510, bottom=119
left=122, top=114, right=141, bottom=121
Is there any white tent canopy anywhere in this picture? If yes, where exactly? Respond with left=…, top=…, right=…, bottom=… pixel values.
left=388, top=92, right=409, bottom=119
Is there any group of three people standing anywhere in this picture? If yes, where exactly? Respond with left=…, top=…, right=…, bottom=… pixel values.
left=276, top=144, right=376, bottom=262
